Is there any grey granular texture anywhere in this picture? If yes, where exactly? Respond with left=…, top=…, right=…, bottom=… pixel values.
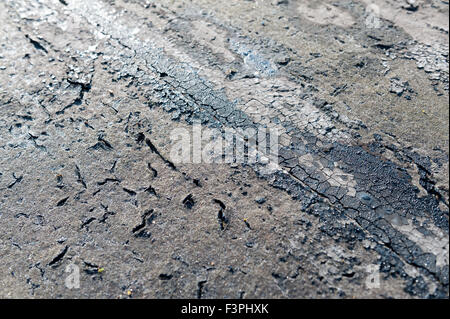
left=0, top=0, right=448, bottom=298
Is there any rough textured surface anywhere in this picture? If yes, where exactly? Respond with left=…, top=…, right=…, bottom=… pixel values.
left=0, top=0, right=448, bottom=298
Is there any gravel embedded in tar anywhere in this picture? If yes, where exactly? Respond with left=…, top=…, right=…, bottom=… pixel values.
left=0, top=0, right=448, bottom=299
left=255, top=197, right=266, bottom=205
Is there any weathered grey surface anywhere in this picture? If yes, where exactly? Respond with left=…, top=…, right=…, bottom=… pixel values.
left=0, top=0, right=448, bottom=298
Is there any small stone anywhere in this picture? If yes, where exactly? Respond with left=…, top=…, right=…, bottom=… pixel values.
left=275, top=55, right=290, bottom=66
left=255, top=197, right=266, bottom=204
left=402, top=0, right=419, bottom=11
left=182, top=194, right=195, bottom=209
left=389, top=78, right=407, bottom=96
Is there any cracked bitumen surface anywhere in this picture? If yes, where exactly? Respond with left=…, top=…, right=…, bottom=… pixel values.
left=0, top=0, right=448, bottom=298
